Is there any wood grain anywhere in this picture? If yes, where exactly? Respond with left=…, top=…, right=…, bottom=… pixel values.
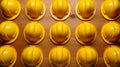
left=0, top=0, right=120, bottom=67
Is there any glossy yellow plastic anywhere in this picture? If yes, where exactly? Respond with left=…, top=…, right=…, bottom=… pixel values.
left=0, top=45, right=17, bottom=67
left=101, top=21, right=120, bottom=44
left=50, top=0, right=71, bottom=20
left=76, top=46, right=98, bottom=67
left=101, top=0, right=120, bottom=20
left=25, top=0, right=46, bottom=20
left=21, top=45, right=43, bottom=67
left=75, top=22, right=97, bottom=45
left=23, top=21, right=45, bottom=44
left=75, top=0, right=96, bottom=20
left=49, top=22, right=71, bottom=44
left=103, top=45, right=120, bottom=67
left=49, top=46, right=71, bottom=67
left=0, top=21, right=19, bottom=44
left=0, top=0, right=21, bottom=20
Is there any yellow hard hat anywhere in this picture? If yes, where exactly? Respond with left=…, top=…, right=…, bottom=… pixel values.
left=25, top=0, right=46, bottom=20
left=49, top=21, right=71, bottom=44
left=76, top=0, right=96, bottom=20
left=75, top=22, right=97, bottom=45
left=101, top=0, right=120, bottom=20
left=0, top=45, right=17, bottom=67
left=103, top=45, right=120, bottom=67
left=101, top=21, right=120, bottom=44
left=50, top=0, right=71, bottom=20
left=21, top=45, right=43, bottom=67
left=0, top=0, right=21, bottom=20
left=49, top=46, right=71, bottom=67
left=76, top=46, right=98, bottom=67
left=0, top=21, right=19, bottom=44
left=23, top=21, right=45, bottom=44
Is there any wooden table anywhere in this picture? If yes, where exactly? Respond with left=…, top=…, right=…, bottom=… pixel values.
left=0, top=0, right=120, bottom=67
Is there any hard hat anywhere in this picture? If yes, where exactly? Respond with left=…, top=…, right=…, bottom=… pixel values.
left=75, top=22, right=97, bottom=45
left=25, top=0, right=46, bottom=20
left=50, top=0, right=71, bottom=20
left=0, top=45, right=17, bottom=67
left=101, top=0, right=120, bottom=20
left=23, top=21, right=45, bottom=44
left=49, top=46, right=71, bottom=67
left=21, top=45, right=43, bottom=67
left=76, top=46, right=98, bottom=67
left=103, top=45, right=120, bottom=67
left=76, top=0, right=96, bottom=20
left=0, top=21, right=19, bottom=44
left=49, top=21, right=71, bottom=44
left=101, top=21, right=120, bottom=44
left=0, top=0, right=21, bottom=20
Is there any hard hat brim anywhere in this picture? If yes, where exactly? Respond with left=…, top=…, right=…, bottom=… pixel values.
left=103, top=49, right=111, bottom=67
left=9, top=46, right=17, bottom=67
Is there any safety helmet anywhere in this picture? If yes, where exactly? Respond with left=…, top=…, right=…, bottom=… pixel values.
left=76, top=0, right=96, bottom=20
left=101, top=0, right=120, bottom=20
left=101, top=21, right=120, bottom=44
left=23, top=21, right=45, bottom=44
left=50, top=0, right=71, bottom=20
left=49, top=46, right=71, bottom=67
left=25, top=0, right=46, bottom=20
left=76, top=46, right=98, bottom=67
left=0, top=21, right=19, bottom=44
left=75, top=22, right=97, bottom=44
left=49, top=21, right=71, bottom=44
left=0, top=45, right=17, bottom=67
left=21, top=45, right=43, bottom=67
left=0, top=0, right=21, bottom=20
left=103, top=45, right=120, bottom=67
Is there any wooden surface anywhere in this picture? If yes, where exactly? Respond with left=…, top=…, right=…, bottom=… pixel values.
left=0, top=0, right=120, bottom=67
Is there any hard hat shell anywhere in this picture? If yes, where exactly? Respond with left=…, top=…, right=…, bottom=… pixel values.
left=76, top=46, right=98, bottom=67
left=75, top=22, right=97, bottom=45
left=21, top=45, right=43, bottom=67
left=0, top=0, right=21, bottom=20
left=103, top=45, right=120, bottom=67
left=0, top=45, right=17, bottom=67
left=50, top=0, right=71, bottom=20
left=49, top=21, right=71, bottom=44
left=49, top=46, right=71, bottom=67
left=101, top=0, right=120, bottom=20
left=101, top=21, right=120, bottom=44
left=25, top=0, right=46, bottom=20
left=75, top=0, right=96, bottom=20
left=23, top=21, right=45, bottom=44
left=0, top=21, right=19, bottom=44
